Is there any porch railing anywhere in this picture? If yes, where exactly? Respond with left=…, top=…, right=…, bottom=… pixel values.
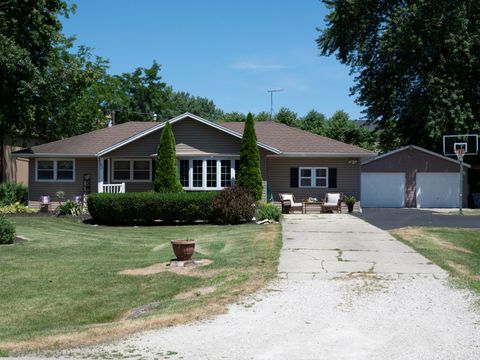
left=102, top=183, right=125, bottom=193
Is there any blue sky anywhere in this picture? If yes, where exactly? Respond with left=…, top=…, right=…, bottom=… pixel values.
left=62, top=0, right=364, bottom=119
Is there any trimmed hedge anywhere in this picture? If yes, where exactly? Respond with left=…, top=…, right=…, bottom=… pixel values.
left=0, top=217, right=16, bottom=244
left=87, top=192, right=217, bottom=224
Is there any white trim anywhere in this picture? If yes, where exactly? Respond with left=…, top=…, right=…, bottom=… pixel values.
left=14, top=153, right=93, bottom=158
left=111, top=158, right=152, bottom=182
left=361, top=145, right=471, bottom=168
left=97, top=112, right=282, bottom=157
left=178, top=156, right=237, bottom=191
left=98, top=158, right=104, bottom=193
left=298, top=167, right=328, bottom=188
left=35, top=158, right=75, bottom=182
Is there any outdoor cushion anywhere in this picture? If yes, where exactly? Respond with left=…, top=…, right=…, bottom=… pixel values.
left=280, top=194, right=302, bottom=207
left=325, top=193, right=340, bottom=205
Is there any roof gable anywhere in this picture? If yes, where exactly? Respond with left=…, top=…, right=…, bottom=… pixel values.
left=361, top=145, right=471, bottom=168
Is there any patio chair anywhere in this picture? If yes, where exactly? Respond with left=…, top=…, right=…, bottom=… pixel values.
left=279, top=193, right=303, bottom=214
left=322, top=192, right=344, bottom=213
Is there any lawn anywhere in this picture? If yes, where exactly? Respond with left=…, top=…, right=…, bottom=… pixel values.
left=392, top=227, right=480, bottom=294
left=0, top=217, right=281, bottom=354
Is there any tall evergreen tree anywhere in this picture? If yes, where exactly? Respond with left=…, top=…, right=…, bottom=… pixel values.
left=153, top=122, right=183, bottom=193
left=237, top=113, right=263, bottom=201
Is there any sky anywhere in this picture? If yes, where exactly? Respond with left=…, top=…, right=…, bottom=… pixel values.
left=62, top=0, right=365, bottom=119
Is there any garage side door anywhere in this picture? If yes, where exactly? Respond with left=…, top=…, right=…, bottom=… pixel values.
left=361, top=173, right=406, bottom=208
left=416, top=172, right=459, bottom=208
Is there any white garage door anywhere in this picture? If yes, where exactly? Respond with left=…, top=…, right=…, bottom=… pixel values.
left=416, top=172, right=459, bottom=208
left=361, top=172, right=406, bottom=208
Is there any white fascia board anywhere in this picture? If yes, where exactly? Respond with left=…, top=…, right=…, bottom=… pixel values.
left=361, top=145, right=471, bottom=168
left=11, top=153, right=95, bottom=158
left=97, top=112, right=282, bottom=157
left=267, top=152, right=377, bottom=158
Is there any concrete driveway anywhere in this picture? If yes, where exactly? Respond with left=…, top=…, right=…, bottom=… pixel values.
left=280, top=214, right=447, bottom=280
left=53, top=215, right=479, bottom=360
left=354, top=208, right=480, bottom=230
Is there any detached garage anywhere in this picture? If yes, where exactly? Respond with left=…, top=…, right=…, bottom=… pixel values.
left=361, top=145, right=469, bottom=208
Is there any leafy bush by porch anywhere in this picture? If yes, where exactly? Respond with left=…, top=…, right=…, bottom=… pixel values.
left=209, top=186, right=255, bottom=224
left=256, top=202, right=281, bottom=222
left=0, top=182, right=28, bottom=206
left=87, top=192, right=217, bottom=224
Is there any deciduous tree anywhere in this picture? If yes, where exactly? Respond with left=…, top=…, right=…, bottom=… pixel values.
left=317, top=0, right=480, bottom=151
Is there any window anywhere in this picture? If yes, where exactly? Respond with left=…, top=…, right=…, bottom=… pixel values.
left=206, top=160, right=217, bottom=188
left=300, top=168, right=312, bottom=187
left=133, top=161, right=150, bottom=180
left=36, top=159, right=74, bottom=182
left=299, top=167, right=328, bottom=188
left=113, top=161, right=130, bottom=180
left=112, top=159, right=151, bottom=182
left=192, top=160, right=203, bottom=188
left=221, top=160, right=232, bottom=187
left=179, top=160, right=189, bottom=187
left=178, top=158, right=237, bottom=190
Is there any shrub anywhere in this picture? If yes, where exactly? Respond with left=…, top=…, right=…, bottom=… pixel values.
left=0, top=202, right=36, bottom=214
left=0, top=182, right=28, bottom=206
left=154, top=122, right=183, bottom=193
left=87, top=192, right=217, bottom=224
left=210, top=186, right=255, bottom=224
left=58, top=200, right=82, bottom=216
left=237, top=113, right=263, bottom=201
left=0, top=217, right=16, bottom=245
left=256, top=202, right=281, bottom=222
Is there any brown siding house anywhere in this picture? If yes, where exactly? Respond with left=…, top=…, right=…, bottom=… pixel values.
left=13, top=113, right=376, bottom=208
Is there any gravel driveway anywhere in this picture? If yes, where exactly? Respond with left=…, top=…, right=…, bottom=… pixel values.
left=45, top=215, right=480, bottom=359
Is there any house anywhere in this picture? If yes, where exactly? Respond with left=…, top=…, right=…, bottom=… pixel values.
left=12, top=113, right=376, bottom=208
left=361, top=145, right=470, bottom=208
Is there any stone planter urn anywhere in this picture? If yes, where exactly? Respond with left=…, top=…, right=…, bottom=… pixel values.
left=171, top=240, right=196, bottom=261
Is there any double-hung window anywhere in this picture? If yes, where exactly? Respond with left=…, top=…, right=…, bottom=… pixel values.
left=36, top=159, right=74, bottom=182
left=299, top=167, right=328, bottom=188
left=112, top=159, right=152, bottom=182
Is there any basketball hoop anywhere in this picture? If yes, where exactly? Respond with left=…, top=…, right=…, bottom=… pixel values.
left=454, top=147, right=465, bottom=162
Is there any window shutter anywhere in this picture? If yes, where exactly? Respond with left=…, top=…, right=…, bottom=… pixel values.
left=328, top=168, right=337, bottom=188
left=290, top=167, right=299, bottom=188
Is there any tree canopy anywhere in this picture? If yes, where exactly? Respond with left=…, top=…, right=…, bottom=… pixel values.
left=317, top=0, right=480, bottom=151
left=154, top=122, right=183, bottom=193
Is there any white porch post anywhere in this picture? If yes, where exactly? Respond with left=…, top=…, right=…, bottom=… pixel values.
left=98, top=158, right=104, bottom=193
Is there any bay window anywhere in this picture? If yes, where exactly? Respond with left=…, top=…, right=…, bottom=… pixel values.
left=178, top=158, right=238, bottom=190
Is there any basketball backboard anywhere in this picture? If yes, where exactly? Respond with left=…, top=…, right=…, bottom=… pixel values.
left=443, top=134, right=478, bottom=156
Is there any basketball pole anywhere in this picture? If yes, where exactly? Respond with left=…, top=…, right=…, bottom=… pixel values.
left=459, top=158, right=463, bottom=215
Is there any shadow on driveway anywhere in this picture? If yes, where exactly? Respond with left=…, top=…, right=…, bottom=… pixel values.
left=353, top=208, right=480, bottom=230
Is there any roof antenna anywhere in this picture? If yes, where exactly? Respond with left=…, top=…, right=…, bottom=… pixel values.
left=267, top=89, right=284, bottom=120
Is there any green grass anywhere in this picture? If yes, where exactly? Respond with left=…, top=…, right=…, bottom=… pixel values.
left=0, top=217, right=281, bottom=352
left=392, top=227, right=480, bottom=294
